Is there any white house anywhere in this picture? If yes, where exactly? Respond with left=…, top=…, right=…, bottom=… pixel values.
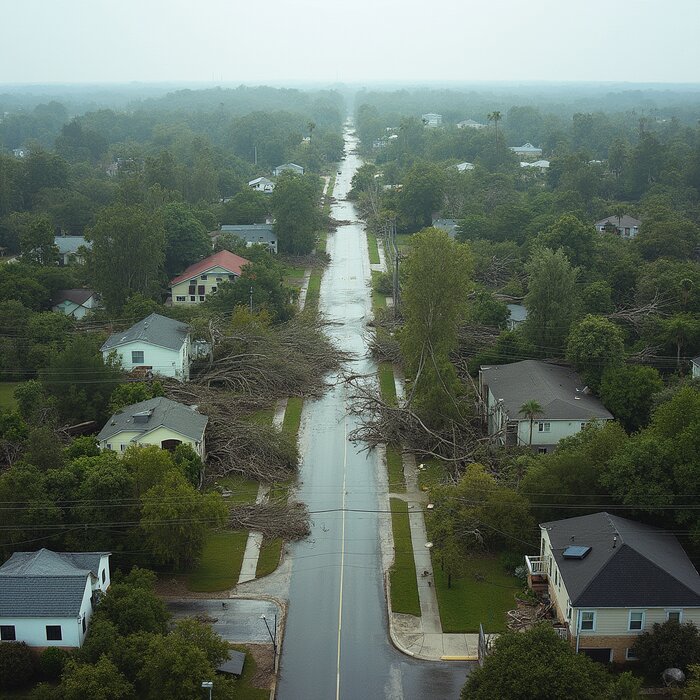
left=457, top=119, right=486, bottom=130
left=215, top=224, right=277, bottom=253
left=248, top=176, right=275, bottom=193
left=692, top=357, right=700, bottom=379
left=101, top=313, right=192, bottom=380
left=273, top=163, right=304, bottom=176
left=506, top=303, right=528, bottom=330
left=454, top=162, right=475, bottom=172
left=479, top=360, right=613, bottom=452
left=169, top=249, right=251, bottom=305
left=520, top=159, right=550, bottom=171
left=525, top=513, right=700, bottom=664
left=54, top=235, right=92, bottom=266
left=594, top=215, right=641, bottom=240
left=509, top=142, right=543, bottom=158
left=97, top=396, right=208, bottom=459
left=432, top=218, right=459, bottom=239
left=0, top=549, right=111, bottom=649
left=421, top=113, right=442, bottom=127
left=12, top=148, right=28, bottom=159
left=52, top=289, right=100, bottom=320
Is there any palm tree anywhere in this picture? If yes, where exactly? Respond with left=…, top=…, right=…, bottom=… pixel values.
left=307, top=121, right=316, bottom=142
left=487, top=110, right=502, bottom=144
left=519, top=400, right=544, bottom=446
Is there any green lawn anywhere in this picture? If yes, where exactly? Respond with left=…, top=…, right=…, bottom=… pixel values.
left=187, top=530, right=249, bottom=592
left=418, top=458, right=446, bottom=491
left=0, top=382, right=19, bottom=409
left=214, top=473, right=260, bottom=505
left=256, top=537, right=283, bottom=578
left=389, top=498, right=421, bottom=616
left=432, top=555, right=520, bottom=633
left=304, top=268, right=322, bottom=313
left=378, top=362, right=397, bottom=406
left=282, top=396, right=303, bottom=439
left=229, top=645, right=271, bottom=700
left=386, top=444, right=405, bottom=493
left=367, top=232, right=380, bottom=264
left=371, top=270, right=387, bottom=313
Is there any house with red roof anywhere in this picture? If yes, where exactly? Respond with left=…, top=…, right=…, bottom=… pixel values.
left=169, top=250, right=251, bottom=305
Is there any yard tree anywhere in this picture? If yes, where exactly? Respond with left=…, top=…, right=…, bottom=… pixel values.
left=398, top=162, right=445, bottom=230
left=533, top=214, right=595, bottom=269
left=60, top=656, right=134, bottom=700
left=631, top=620, right=700, bottom=676
left=19, top=213, right=59, bottom=265
left=461, top=625, right=639, bottom=700
left=161, top=202, right=211, bottom=278
left=140, top=470, right=227, bottom=569
left=599, top=365, right=663, bottom=432
left=519, top=400, right=543, bottom=446
left=657, top=313, right=700, bottom=372
left=220, top=187, right=269, bottom=224
left=566, top=315, right=625, bottom=388
left=524, top=247, right=579, bottom=353
left=271, top=172, right=320, bottom=254
left=96, top=576, right=169, bottom=636
left=86, top=204, right=166, bottom=311
left=399, top=228, right=473, bottom=425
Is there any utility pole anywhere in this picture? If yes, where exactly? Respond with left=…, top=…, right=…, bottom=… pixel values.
left=254, top=145, right=257, bottom=165
left=391, top=218, right=400, bottom=317
left=249, top=286, right=254, bottom=314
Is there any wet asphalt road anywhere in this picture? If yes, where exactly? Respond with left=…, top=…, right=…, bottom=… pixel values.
left=276, top=128, right=470, bottom=699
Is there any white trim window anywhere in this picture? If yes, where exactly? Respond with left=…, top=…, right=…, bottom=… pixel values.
left=537, top=421, right=551, bottom=433
left=580, top=611, right=596, bottom=631
left=628, top=610, right=645, bottom=631
left=666, top=610, right=682, bottom=623
left=131, top=350, right=145, bottom=364
left=625, top=648, right=638, bottom=661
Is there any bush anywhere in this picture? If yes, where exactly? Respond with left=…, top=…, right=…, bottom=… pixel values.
left=372, top=271, right=393, bottom=296
left=498, top=550, right=525, bottom=576
left=39, top=646, right=69, bottom=680
left=632, top=620, right=700, bottom=676
left=0, top=641, right=37, bottom=689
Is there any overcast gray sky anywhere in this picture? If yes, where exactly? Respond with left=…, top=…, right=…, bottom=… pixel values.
left=1, top=0, right=698, bottom=85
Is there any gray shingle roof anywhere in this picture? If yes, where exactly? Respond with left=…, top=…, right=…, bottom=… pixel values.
left=97, top=396, right=208, bottom=443
left=101, top=313, right=189, bottom=353
left=219, top=224, right=275, bottom=244
left=0, top=549, right=106, bottom=578
left=595, top=215, right=641, bottom=230
left=480, top=360, right=613, bottom=421
left=543, top=512, right=700, bottom=607
left=54, top=236, right=92, bottom=255
left=0, top=576, right=89, bottom=617
left=53, top=288, right=97, bottom=306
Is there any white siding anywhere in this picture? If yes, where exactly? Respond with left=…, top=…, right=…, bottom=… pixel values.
left=103, top=340, right=188, bottom=380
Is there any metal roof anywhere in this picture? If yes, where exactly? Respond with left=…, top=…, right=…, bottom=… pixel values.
left=542, top=512, right=700, bottom=607
left=101, top=313, right=189, bottom=353
left=480, top=360, right=612, bottom=421
left=97, top=396, right=208, bottom=443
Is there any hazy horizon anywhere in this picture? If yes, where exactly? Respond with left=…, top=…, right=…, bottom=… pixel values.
left=2, top=0, right=699, bottom=85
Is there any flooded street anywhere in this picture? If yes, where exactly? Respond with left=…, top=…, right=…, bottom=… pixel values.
left=276, top=126, right=469, bottom=699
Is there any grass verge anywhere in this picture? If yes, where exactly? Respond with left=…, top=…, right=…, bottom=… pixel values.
left=367, top=232, right=380, bottom=264
left=389, top=498, right=421, bottom=616
left=304, top=268, right=322, bottom=313
left=417, top=457, right=445, bottom=491
left=282, top=396, right=303, bottom=438
left=230, top=645, right=271, bottom=700
left=432, top=555, right=520, bottom=633
left=214, top=473, right=260, bottom=505
left=256, top=537, right=283, bottom=578
left=370, top=270, right=386, bottom=314
left=378, top=362, right=397, bottom=406
left=386, top=444, right=405, bottom=493
left=187, top=530, right=249, bottom=592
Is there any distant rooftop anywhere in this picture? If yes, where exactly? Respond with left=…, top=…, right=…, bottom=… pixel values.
left=101, top=313, right=189, bottom=353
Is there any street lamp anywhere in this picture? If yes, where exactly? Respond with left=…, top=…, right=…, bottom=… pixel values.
left=260, top=613, right=277, bottom=657
left=201, top=680, right=213, bottom=700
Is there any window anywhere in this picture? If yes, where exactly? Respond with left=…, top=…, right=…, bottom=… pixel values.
left=537, top=422, right=551, bottom=433
left=188, top=285, right=196, bottom=295
left=625, top=648, right=638, bottom=661
left=46, top=625, right=62, bottom=641
left=131, top=350, right=144, bottom=364
left=82, top=616, right=86, bottom=633
left=580, top=611, right=596, bottom=631
left=0, top=625, right=16, bottom=641
left=190, top=296, right=196, bottom=302
left=666, top=610, right=682, bottom=623
left=628, top=611, right=645, bottom=631
left=106, top=443, right=112, bottom=450
left=200, top=274, right=208, bottom=280
left=211, top=286, right=217, bottom=293
left=197, top=285, right=205, bottom=295
left=176, top=296, right=186, bottom=302
left=580, top=422, right=588, bottom=430
left=215, top=277, right=223, bottom=282
left=199, top=296, right=205, bottom=302
left=101, top=569, right=106, bottom=584
left=537, top=447, right=547, bottom=454
left=120, top=444, right=126, bottom=452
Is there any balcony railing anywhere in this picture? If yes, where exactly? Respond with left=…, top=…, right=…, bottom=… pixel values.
left=525, top=555, right=548, bottom=576
left=553, top=624, right=569, bottom=641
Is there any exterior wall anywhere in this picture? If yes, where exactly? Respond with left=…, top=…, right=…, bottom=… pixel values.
left=0, top=578, right=92, bottom=648
left=541, top=530, right=573, bottom=627
left=95, top=555, right=111, bottom=592
left=692, top=361, right=700, bottom=379
left=171, top=265, right=240, bottom=305
left=103, top=340, right=187, bottom=380
left=99, top=427, right=204, bottom=458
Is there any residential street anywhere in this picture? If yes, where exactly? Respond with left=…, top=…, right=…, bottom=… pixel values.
left=276, top=125, right=470, bottom=699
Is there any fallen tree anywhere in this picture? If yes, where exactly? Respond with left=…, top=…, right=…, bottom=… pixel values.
left=229, top=500, right=310, bottom=540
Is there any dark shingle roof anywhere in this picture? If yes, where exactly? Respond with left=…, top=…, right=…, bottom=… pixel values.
left=543, top=512, right=700, bottom=607
left=53, top=288, right=97, bottom=306
left=219, top=224, right=275, bottom=244
left=0, top=549, right=106, bottom=578
left=97, top=396, right=208, bottom=443
left=481, top=360, right=613, bottom=421
left=595, top=215, right=641, bottom=229
left=0, top=576, right=89, bottom=617
left=101, top=313, right=189, bottom=353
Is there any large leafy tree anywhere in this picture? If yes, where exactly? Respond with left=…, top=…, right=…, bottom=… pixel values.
left=61, top=657, right=134, bottom=700
left=599, top=365, right=663, bottom=433
left=86, top=204, right=166, bottom=311
left=566, top=315, right=625, bottom=389
left=524, top=247, right=579, bottom=353
left=534, top=214, right=595, bottom=268
left=19, top=213, right=58, bottom=265
left=462, top=625, right=639, bottom=700
left=271, top=172, right=320, bottom=254
left=399, top=228, right=473, bottom=425
left=398, top=162, right=445, bottom=230
left=161, top=202, right=211, bottom=277
left=632, top=620, right=700, bottom=676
